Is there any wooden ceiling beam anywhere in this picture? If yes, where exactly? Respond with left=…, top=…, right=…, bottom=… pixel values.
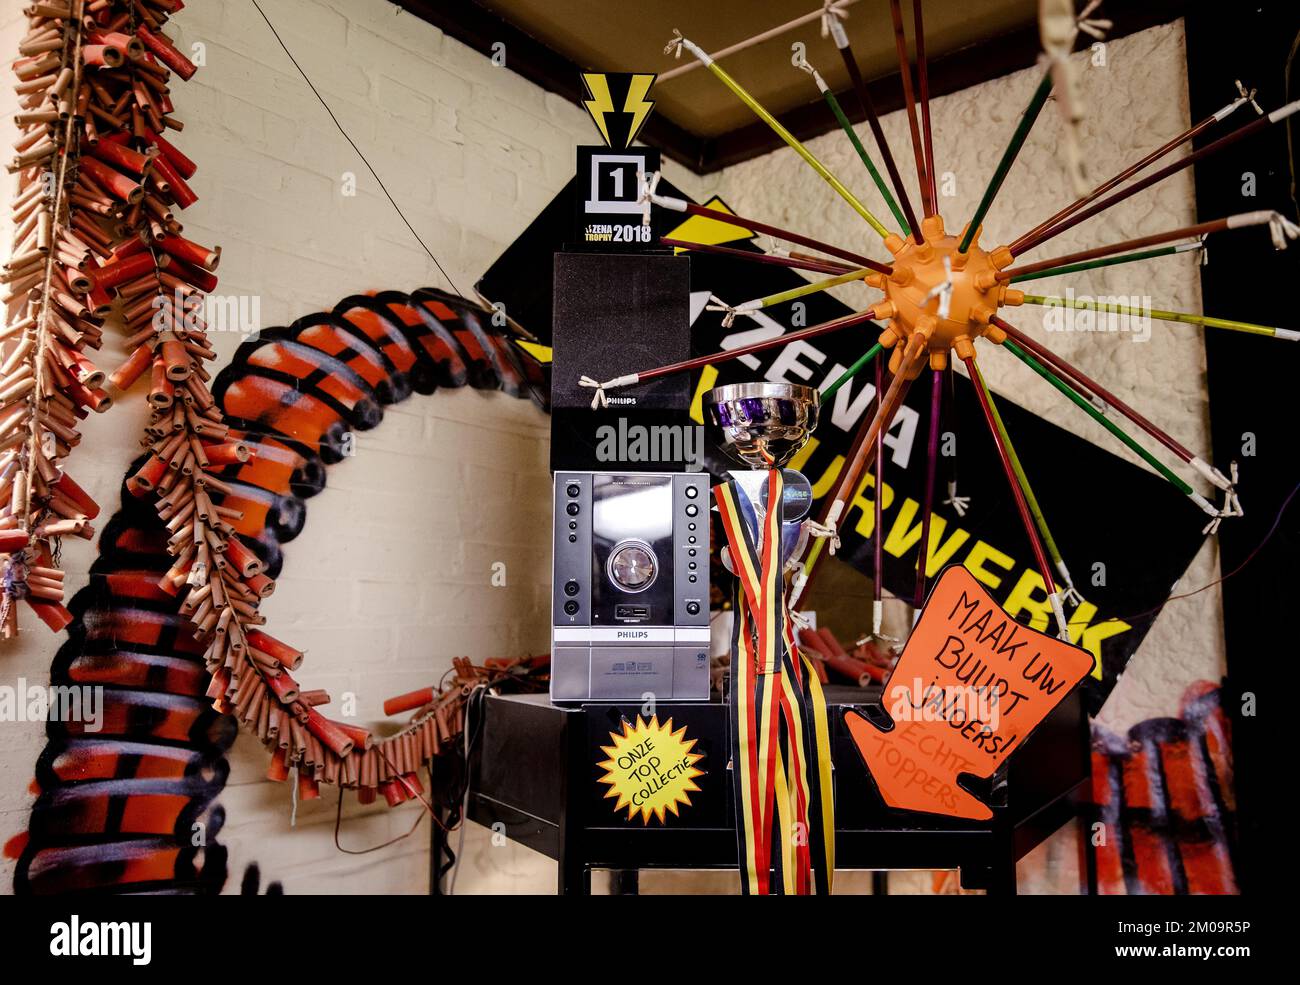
left=397, top=0, right=706, bottom=170
left=399, top=0, right=1189, bottom=175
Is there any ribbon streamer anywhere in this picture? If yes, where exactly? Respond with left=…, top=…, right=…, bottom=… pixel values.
left=716, top=472, right=834, bottom=894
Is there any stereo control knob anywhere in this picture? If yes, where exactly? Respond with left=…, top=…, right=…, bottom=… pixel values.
left=566, top=483, right=580, bottom=497
left=686, top=601, right=701, bottom=616
left=684, top=503, right=698, bottom=517
left=566, top=502, right=580, bottom=516
left=564, top=579, right=580, bottom=597
left=608, top=541, right=656, bottom=591
left=563, top=600, right=579, bottom=616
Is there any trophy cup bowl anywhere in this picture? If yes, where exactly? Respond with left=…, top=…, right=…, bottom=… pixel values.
left=706, top=382, right=821, bottom=469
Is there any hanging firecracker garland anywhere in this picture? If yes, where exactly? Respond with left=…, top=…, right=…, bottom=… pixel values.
left=3, top=0, right=215, bottom=637
left=5, top=1, right=543, bottom=814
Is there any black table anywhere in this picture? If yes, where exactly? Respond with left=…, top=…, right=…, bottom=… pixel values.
left=447, top=684, right=1089, bottom=894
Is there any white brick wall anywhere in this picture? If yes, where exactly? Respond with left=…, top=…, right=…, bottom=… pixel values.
left=0, top=3, right=1220, bottom=895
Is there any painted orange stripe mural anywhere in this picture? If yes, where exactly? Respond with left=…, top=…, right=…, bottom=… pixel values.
left=10, top=288, right=546, bottom=894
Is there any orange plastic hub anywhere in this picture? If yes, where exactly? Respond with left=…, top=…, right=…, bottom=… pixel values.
left=867, top=216, right=1022, bottom=377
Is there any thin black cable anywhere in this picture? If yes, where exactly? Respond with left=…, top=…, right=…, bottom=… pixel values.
left=447, top=684, right=485, bottom=894
left=1098, top=477, right=1300, bottom=626
left=248, top=0, right=469, bottom=301
left=333, top=781, right=426, bottom=855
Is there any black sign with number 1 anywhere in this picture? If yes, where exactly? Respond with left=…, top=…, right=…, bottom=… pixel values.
left=575, top=145, right=661, bottom=249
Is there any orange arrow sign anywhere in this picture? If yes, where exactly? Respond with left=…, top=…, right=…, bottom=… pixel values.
left=845, top=565, right=1094, bottom=820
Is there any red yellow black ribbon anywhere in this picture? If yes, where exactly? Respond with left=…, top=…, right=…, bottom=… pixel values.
left=715, top=471, right=835, bottom=894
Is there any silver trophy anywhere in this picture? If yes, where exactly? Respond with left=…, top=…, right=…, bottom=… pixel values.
left=706, top=382, right=820, bottom=470
left=706, top=383, right=821, bottom=570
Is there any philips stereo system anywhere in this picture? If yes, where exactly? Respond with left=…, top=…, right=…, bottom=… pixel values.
left=550, top=471, right=711, bottom=703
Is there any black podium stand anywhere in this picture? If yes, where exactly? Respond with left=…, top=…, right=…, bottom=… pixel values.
left=438, top=685, right=1089, bottom=894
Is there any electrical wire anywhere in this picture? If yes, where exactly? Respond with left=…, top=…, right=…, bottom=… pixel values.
left=447, top=683, right=491, bottom=895
left=1097, top=478, right=1300, bottom=626
left=248, top=0, right=469, bottom=301
left=333, top=783, right=425, bottom=856
left=331, top=673, right=522, bottom=858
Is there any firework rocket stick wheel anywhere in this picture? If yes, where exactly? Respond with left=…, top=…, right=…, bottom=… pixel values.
left=592, top=6, right=1293, bottom=631
left=871, top=215, right=1021, bottom=377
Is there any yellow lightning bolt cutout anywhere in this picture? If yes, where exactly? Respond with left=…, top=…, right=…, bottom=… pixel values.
left=581, top=73, right=615, bottom=146
left=621, top=74, right=655, bottom=146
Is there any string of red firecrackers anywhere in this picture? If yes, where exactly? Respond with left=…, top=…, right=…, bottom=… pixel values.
left=1, top=0, right=218, bottom=637
left=252, top=654, right=550, bottom=809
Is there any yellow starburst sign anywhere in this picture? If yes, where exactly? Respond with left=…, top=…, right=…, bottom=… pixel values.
left=596, top=716, right=705, bottom=825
